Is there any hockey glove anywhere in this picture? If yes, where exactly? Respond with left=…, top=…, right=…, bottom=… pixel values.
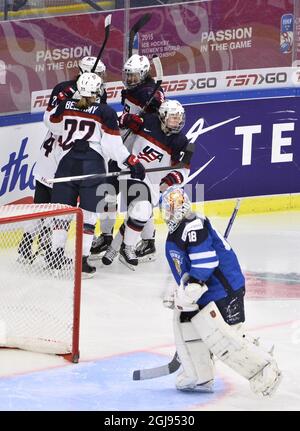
left=160, top=171, right=184, bottom=192
left=57, top=84, right=77, bottom=102
left=124, top=155, right=146, bottom=181
left=146, top=90, right=165, bottom=112
left=119, top=113, right=143, bottom=133
left=174, top=282, right=208, bottom=312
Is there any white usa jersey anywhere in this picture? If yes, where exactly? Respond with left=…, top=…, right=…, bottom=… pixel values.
left=129, top=113, right=191, bottom=206
left=46, top=100, right=129, bottom=169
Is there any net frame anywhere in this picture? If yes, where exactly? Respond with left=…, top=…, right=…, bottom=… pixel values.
left=0, top=204, right=83, bottom=363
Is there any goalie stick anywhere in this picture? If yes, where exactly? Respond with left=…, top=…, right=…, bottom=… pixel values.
left=128, top=13, right=151, bottom=58
left=91, top=14, right=112, bottom=73
left=132, top=197, right=242, bottom=381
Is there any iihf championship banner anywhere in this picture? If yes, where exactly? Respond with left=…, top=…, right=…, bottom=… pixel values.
left=0, top=97, right=299, bottom=205
left=0, top=0, right=294, bottom=115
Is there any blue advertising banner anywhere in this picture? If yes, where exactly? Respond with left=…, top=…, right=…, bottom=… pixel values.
left=184, top=97, right=300, bottom=201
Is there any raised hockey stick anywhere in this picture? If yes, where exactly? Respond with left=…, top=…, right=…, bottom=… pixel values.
left=91, top=14, right=112, bottom=73
left=128, top=13, right=151, bottom=58
left=81, top=0, right=104, bottom=11
left=122, top=55, right=163, bottom=143
left=47, top=157, right=214, bottom=185
left=132, top=197, right=242, bottom=380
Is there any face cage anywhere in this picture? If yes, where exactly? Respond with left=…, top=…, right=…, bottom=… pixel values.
left=164, top=201, right=191, bottom=233
left=160, top=112, right=185, bottom=135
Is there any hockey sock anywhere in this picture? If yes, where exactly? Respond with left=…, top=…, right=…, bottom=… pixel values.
left=141, top=217, right=155, bottom=241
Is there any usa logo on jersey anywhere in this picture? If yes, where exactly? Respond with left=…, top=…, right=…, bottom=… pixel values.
left=138, top=145, right=163, bottom=163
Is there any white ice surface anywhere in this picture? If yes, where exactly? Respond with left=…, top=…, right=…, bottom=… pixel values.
left=0, top=211, right=299, bottom=411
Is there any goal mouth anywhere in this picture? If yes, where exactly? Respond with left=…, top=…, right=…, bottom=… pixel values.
left=0, top=204, right=83, bottom=363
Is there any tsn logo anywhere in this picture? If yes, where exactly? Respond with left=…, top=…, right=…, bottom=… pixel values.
left=106, top=85, right=123, bottom=100
left=226, top=72, right=287, bottom=87
left=161, top=79, right=188, bottom=93
left=33, top=94, right=51, bottom=109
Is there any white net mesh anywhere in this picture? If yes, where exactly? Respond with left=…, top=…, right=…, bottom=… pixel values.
left=0, top=204, right=81, bottom=358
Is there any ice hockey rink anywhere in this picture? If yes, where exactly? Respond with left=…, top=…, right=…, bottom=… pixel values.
left=0, top=207, right=299, bottom=412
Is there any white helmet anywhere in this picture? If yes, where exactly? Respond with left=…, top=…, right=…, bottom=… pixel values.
left=78, top=56, right=106, bottom=77
left=122, top=54, right=150, bottom=88
left=160, top=186, right=192, bottom=233
left=77, top=72, right=104, bottom=98
left=158, top=99, right=185, bottom=134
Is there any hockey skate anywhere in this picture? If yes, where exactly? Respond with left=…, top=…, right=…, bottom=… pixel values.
left=37, top=226, right=52, bottom=256
left=82, top=256, right=96, bottom=278
left=90, top=233, right=113, bottom=260
left=17, top=233, right=37, bottom=264
left=119, top=242, right=138, bottom=271
left=102, top=245, right=118, bottom=266
left=46, top=247, right=73, bottom=270
left=176, top=370, right=214, bottom=393
left=135, top=239, right=156, bottom=262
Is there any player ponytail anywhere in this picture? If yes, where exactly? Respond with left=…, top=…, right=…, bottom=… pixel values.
left=76, top=96, right=95, bottom=110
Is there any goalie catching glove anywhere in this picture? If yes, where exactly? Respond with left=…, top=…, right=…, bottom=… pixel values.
left=174, top=280, right=208, bottom=312
left=124, top=154, right=146, bottom=181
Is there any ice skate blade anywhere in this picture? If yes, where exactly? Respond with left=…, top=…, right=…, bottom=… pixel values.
left=119, top=255, right=137, bottom=271
left=82, top=271, right=96, bottom=279
left=89, top=252, right=106, bottom=261
left=137, top=253, right=157, bottom=263
left=177, top=380, right=214, bottom=393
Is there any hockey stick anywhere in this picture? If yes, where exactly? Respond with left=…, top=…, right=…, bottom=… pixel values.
left=91, top=14, right=112, bottom=73
left=128, top=13, right=151, bottom=58
left=122, top=55, right=163, bottom=143
left=132, top=197, right=242, bottom=380
left=81, top=0, right=104, bottom=11
left=47, top=157, right=214, bottom=185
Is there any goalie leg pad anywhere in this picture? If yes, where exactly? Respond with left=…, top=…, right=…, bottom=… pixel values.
left=173, top=311, right=214, bottom=392
left=191, top=302, right=282, bottom=397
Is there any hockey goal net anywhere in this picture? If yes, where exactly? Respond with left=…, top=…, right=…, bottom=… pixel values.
left=0, top=204, right=83, bottom=363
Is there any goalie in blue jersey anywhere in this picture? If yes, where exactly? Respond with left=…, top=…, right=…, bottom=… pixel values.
left=161, top=187, right=282, bottom=397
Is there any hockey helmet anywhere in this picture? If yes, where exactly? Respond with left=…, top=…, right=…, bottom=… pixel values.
left=78, top=56, right=106, bottom=78
left=77, top=72, right=104, bottom=98
left=158, top=100, right=185, bottom=134
left=160, top=186, right=191, bottom=233
left=122, top=54, right=150, bottom=88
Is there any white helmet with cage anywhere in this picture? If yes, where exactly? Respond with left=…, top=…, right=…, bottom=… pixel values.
left=160, top=186, right=192, bottom=233
left=77, top=72, right=104, bottom=98
left=78, top=56, right=106, bottom=77
left=122, top=54, right=150, bottom=88
left=158, top=99, right=185, bottom=134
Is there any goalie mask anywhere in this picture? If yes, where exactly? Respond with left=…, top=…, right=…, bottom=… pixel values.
left=77, top=72, right=104, bottom=98
left=158, top=100, right=185, bottom=135
left=160, top=187, right=192, bottom=233
left=122, top=54, right=150, bottom=88
left=79, top=56, right=106, bottom=78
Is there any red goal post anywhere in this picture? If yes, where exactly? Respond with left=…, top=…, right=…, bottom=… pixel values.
left=0, top=203, right=83, bottom=363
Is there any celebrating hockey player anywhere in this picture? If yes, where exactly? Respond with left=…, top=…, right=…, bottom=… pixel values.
left=18, top=56, right=107, bottom=264
left=90, top=54, right=164, bottom=260
left=45, top=72, right=145, bottom=277
left=102, top=99, right=194, bottom=270
left=160, top=187, right=282, bottom=396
